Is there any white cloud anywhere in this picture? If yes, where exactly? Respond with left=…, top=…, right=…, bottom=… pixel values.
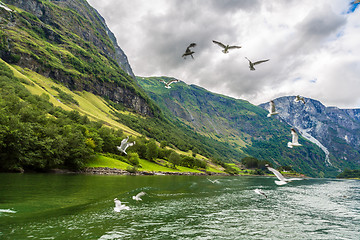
left=88, top=0, right=360, bottom=108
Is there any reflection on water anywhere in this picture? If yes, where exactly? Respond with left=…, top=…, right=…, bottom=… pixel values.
left=0, top=174, right=360, bottom=239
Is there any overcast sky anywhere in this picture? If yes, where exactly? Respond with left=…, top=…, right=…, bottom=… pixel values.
left=87, top=0, right=360, bottom=108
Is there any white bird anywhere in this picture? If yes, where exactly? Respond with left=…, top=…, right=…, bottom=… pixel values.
left=245, top=57, right=269, bottom=71
left=117, top=136, right=135, bottom=155
left=0, top=209, right=16, bottom=213
left=132, top=191, right=146, bottom=201
left=294, top=95, right=306, bottom=104
left=287, top=128, right=302, bottom=148
left=159, top=78, right=179, bottom=89
left=207, top=178, right=220, bottom=184
left=182, top=43, right=196, bottom=59
left=267, top=100, right=279, bottom=117
left=212, top=40, right=241, bottom=53
left=114, top=198, right=130, bottom=212
left=254, top=189, right=267, bottom=198
left=266, top=164, right=303, bottom=185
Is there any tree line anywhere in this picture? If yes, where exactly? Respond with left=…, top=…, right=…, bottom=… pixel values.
left=0, top=62, right=209, bottom=172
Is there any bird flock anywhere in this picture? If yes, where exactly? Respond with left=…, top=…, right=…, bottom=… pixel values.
left=117, top=40, right=309, bottom=205
left=160, top=40, right=270, bottom=88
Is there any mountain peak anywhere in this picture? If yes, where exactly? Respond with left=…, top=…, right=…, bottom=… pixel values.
left=260, top=96, right=360, bottom=172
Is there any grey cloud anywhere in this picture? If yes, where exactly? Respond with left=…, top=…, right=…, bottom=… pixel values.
left=87, top=0, right=359, bottom=108
left=293, top=6, right=346, bottom=53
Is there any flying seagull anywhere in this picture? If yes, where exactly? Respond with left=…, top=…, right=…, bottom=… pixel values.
left=254, top=189, right=267, bottom=198
left=159, top=78, right=179, bottom=89
left=114, top=198, right=130, bottom=212
left=267, top=100, right=279, bottom=117
left=265, top=164, right=303, bottom=185
left=132, top=191, right=146, bottom=201
left=294, top=95, right=306, bottom=104
left=0, top=209, right=16, bottom=213
left=287, top=128, right=302, bottom=148
left=117, top=136, right=135, bottom=155
left=182, top=43, right=196, bottom=59
left=245, top=57, right=269, bottom=71
left=212, top=40, right=241, bottom=53
left=207, top=178, right=220, bottom=184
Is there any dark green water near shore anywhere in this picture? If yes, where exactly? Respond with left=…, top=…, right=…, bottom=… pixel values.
left=1, top=173, right=359, bottom=239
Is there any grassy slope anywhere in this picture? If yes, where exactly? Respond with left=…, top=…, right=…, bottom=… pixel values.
left=3, top=60, right=226, bottom=174
left=87, top=155, right=210, bottom=174
left=138, top=76, right=329, bottom=177
left=9, top=63, right=139, bottom=135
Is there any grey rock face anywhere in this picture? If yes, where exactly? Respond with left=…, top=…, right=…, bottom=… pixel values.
left=260, top=96, right=360, bottom=166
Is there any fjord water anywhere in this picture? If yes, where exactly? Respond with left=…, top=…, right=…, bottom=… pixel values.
left=1, top=174, right=359, bottom=239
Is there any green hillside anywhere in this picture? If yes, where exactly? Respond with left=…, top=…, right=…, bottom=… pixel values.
left=0, top=0, right=156, bottom=116
left=0, top=60, right=230, bottom=174
left=138, top=76, right=329, bottom=177
left=0, top=0, right=332, bottom=177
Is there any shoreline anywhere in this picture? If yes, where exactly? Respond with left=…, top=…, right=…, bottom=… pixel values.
left=2, top=167, right=308, bottom=178
left=79, top=167, right=230, bottom=176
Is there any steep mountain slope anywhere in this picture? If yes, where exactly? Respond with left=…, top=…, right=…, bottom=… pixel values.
left=0, top=0, right=246, bottom=173
left=0, top=1, right=343, bottom=177
left=138, top=77, right=331, bottom=177
left=0, top=0, right=153, bottom=115
left=260, top=96, right=360, bottom=171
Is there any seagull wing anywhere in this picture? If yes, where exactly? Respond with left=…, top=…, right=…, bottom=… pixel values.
left=245, top=57, right=252, bottom=64
left=114, top=199, right=122, bottom=208
left=291, top=130, right=299, bottom=144
left=167, top=79, right=179, bottom=86
left=267, top=166, right=287, bottom=181
left=287, top=177, right=303, bottom=181
left=254, top=189, right=267, bottom=198
left=275, top=180, right=288, bottom=185
left=188, top=43, right=196, bottom=48
left=136, top=191, right=146, bottom=198
left=121, top=137, right=128, bottom=144
left=253, top=59, right=270, bottom=65
left=228, top=45, right=242, bottom=49
left=212, top=40, right=226, bottom=49
left=270, top=101, right=276, bottom=113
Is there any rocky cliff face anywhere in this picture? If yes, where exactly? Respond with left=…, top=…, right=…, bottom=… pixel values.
left=0, top=0, right=150, bottom=115
left=260, top=96, right=360, bottom=169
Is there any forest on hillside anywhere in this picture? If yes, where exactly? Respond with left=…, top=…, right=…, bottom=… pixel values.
left=0, top=62, right=239, bottom=173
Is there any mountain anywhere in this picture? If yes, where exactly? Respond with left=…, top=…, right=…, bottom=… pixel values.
left=0, top=1, right=348, bottom=177
left=260, top=96, right=360, bottom=172
left=138, top=77, right=331, bottom=177
left=0, top=0, right=257, bottom=174
left=0, top=0, right=153, bottom=115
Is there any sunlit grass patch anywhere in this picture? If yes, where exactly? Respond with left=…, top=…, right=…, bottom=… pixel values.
left=137, top=159, right=179, bottom=172
left=87, top=155, right=131, bottom=169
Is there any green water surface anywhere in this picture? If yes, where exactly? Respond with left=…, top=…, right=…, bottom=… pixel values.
left=1, top=173, right=359, bottom=239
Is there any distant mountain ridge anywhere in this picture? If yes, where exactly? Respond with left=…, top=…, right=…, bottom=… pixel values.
left=138, top=76, right=331, bottom=177
left=2, top=1, right=358, bottom=178
left=260, top=96, right=360, bottom=171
